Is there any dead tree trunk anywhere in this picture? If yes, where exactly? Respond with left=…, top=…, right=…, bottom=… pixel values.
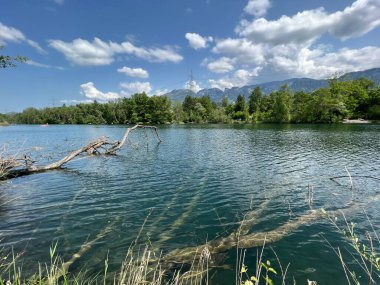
left=0, top=125, right=161, bottom=180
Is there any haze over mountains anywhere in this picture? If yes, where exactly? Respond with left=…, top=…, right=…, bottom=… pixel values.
left=165, top=68, right=380, bottom=102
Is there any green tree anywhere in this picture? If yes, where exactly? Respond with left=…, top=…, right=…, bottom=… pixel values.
left=248, top=86, right=262, bottom=122
left=292, top=91, right=314, bottom=123
left=221, top=96, right=229, bottom=108
left=271, top=84, right=292, bottom=123
left=233, top=95, right=248, bottom=121
left=312, top=88, right=347, bottom=123
left=234, top=94, right=246, bottom=112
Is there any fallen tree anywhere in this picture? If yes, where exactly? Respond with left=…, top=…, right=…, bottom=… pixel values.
left=0, top=124, right=162, bottom=180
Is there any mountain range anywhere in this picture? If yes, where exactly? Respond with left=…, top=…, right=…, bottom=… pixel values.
left=164, top=68, right=380, bottom=102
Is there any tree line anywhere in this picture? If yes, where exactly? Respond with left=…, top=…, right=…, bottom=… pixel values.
left=1, top=78, right=380, bottom=125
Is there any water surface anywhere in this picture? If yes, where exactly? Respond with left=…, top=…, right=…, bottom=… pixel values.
left=0, top=124, right=379, bottom=284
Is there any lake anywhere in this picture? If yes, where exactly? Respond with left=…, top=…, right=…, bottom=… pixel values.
left=0, top=124, right=379, bottom=284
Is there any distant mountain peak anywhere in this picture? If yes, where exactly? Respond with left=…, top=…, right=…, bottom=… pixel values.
left=164, top=67, right=380, bottom=102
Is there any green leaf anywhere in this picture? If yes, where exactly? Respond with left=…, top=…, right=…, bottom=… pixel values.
left=260, top=262, right=268, bottom=270
left=264, top=276, right=274, bottom=285
left=268, top=267, right=277, bottom=275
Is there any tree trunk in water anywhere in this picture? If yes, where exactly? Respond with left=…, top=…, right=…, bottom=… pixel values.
left=0, top=125, right=162, bottom=180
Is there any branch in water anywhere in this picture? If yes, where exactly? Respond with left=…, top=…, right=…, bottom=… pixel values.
left=0, top=125, right=162, bottom=180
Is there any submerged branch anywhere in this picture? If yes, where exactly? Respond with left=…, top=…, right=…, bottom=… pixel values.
left=330, top=175, right=380, bottom=182
left=162, top=194, right=380, bottom=268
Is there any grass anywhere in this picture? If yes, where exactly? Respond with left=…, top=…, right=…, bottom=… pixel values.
left=325, top=211, right=380, bottom=285
left=2, top=211, right=380, bottom=285
left=2, top=202, right=380, bottom=285
left=0, top=243, right=210, bottom=285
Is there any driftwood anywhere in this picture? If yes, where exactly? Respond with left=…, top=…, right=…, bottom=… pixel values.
left=0, top=125, right=162, bottom=180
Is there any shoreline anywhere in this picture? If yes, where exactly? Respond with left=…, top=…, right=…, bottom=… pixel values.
left=343, top=119, right=371, bottom=124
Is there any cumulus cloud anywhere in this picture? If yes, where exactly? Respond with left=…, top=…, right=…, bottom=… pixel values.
left=80, top=82, right=120, bottom=101
left=120, top=81, right=152, bottom=96
left=212, top=38, right=264, bottom=65
left=209, top=67, right=261, bottom=90
left=244, top=0, right=271, bottom=18
left=48, top=37, right=183, bottom=66
left=208, top=79, right=235, bottom=90
left=329, top=0, right=380, bottom=39
left=204, top=0, right=380, bottom=87
left=205, top=57, right=235, bottom=73
left=185, top=79, right=202, bottom=93
left=238, top=0, right=380, bottom=45
left=269, top=45, right=380, bottom=79
left=117, top=66, right=149, bottom=78
left=0, top=22, right=46, bottom=54
left=185, top=33, right=213, bottom=50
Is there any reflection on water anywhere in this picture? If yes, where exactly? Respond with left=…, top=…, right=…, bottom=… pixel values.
left=0, top=124, right=379, bottom=283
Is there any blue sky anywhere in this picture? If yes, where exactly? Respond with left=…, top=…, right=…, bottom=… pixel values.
left=1, top=0, right=380, bottom=112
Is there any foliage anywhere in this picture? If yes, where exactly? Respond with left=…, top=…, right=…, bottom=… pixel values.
left=249, top=86, right=262, bottom=122
left=5, top=78, right=380, bottom=125
left=269, top=84, right=292, bottom=123
left=0, top=46, right=28, bottom=68
left=8, top=93, right=172, bottom=125
left=241, top=260, right=278, bottom=285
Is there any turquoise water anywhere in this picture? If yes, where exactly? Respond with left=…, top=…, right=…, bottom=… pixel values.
left=0, top=124, right=379, bottom=284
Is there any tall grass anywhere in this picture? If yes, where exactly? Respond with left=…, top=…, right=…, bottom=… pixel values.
left=2, top=217, right=379, bottom=285
left=0, top=243, right=210, bottom=285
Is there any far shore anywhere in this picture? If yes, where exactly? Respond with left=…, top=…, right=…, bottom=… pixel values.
left=343, top=119, right=371, bottom=124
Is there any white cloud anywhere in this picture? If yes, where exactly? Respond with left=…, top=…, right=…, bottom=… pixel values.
left=329, top=0, right=380, bottom=40
left=26, top=60, right=64, bottom=70
left=266, top=45, right=380, bottom=79
left=208, top=79, right=235, bottom=90
left=212, top=38, right=264, bottom=65
left=49, top=38, right=113, bottom=66
left=205, top=0, right=380, bottom=85
left=53, top=0, right=64, bottom=5
left=154, top=89, right=170, bottom=96
left=0, top=22, right=46, bottom=54
left=48, top=37, right=183, bottom=66
left=185, top=80, right=202, bottom=93
left=117, top=66, right=149, bottom=78
left=80, top=82, right=120, bottom=101
left=120, top=81, right=152, bottom=96
left=319, top=47, right=380, bottom=70
left=185, top=33, right=213, bottom=50
left=0, top=22, right=24, bottom=43
left=238, top=0, right=380, bottom=45
left=208, top=67, right=261, bottom=90
left=244, top=0, right=271, bottom=18
left=205, top=57, right=235, bottom=73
